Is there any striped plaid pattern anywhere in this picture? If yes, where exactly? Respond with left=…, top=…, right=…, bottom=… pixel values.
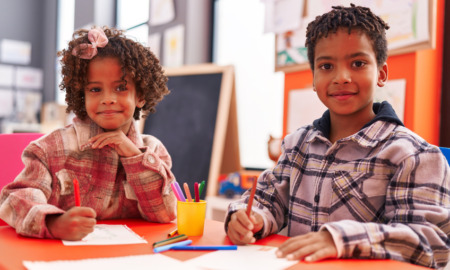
left=0, top=117, right=176, bottom=238
left=227, top=105, right=450, bottom=269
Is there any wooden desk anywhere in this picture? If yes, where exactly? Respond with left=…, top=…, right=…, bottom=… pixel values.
left=0, top=219, right=430, bottom=270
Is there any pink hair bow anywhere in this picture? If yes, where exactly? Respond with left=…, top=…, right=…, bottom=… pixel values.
left=72, top=27, right=108, bottom=59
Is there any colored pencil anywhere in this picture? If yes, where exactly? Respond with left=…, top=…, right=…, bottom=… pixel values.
left=170, top=245, right=238, bottom=251
left=167, top=228, right=178, bottom=237
left=73, top=179, right=80, bottom=206
left=174, top=182, right=186, bottom=202
left=198, top=180, right=205, bottom=198
left=183, top=182, right=192, bottom=202
left=170, top=182, right=182, bottom=201
left=246, top=178, right=258, bottom=217
left=153, top=239, right=192, bottom=253
left=152, top=234, right=188, bottom=248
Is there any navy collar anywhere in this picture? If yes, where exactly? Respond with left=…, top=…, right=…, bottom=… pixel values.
left=312, top=101, right=404, bottom=139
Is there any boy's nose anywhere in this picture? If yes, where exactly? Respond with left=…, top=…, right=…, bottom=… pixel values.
left=333, top=68, right=351, bottom=84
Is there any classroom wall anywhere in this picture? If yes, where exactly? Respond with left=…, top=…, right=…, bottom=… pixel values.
left=0, top=0, right=57, bottom=103
left=283, top=0, right=444, bottom=145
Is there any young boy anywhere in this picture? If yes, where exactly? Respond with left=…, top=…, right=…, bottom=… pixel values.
left=225, top=4, right=450, bottom=269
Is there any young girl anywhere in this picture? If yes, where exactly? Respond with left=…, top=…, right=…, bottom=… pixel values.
left=0, top=26, right=176, bottom=240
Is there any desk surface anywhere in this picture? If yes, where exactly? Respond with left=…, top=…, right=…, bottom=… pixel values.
left=0, top=219, right=429, bottom=270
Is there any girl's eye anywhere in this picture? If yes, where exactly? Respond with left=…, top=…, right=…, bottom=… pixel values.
left=116, top=84, right=127, bottom=91
left=352, top=61, right=366, bottom=68
left=89, top=87, right=101, bottom=93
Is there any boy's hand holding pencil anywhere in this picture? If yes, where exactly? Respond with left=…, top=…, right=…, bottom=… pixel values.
left=226, top=178, right=264, bottom=245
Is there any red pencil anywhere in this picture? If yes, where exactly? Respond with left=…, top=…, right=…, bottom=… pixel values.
left=246, top=178, right=257, bottom=217
left=73, top=179, right=81, bottom=206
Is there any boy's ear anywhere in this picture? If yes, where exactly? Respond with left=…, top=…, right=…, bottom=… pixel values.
left=377, top=63, right=388, bottom=87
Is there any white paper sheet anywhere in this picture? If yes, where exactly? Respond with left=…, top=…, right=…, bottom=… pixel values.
left=0, top=39, right=31, bottom=65
left=0, top=64, right=14, bottom=87
left=263, top=0, right=304, bottom=34
left=149, top=0, right=175, bottom=26
left=0, top=88, right=14, bottom=117
left=185, top=245, right=298, bottom=270
left=375, top=79, right=406, bottom=122
left=163, top=24, right=184, bottom=67
left=62, top=224, right=147, bottom=246
left=23, top=254, right=200, bottom=270
left=287, top=87, right=327, bottom=134
left=148, top=33, right=161, bottom=59
left=15, top=67, right=43, bottom=90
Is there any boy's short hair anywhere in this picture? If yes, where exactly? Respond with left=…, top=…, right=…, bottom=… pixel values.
left=58, top=26, right=169, bottom=120
left=305, top=4, right=390, bottom=70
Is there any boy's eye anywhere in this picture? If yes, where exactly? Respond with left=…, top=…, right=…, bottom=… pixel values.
left=352, top=61, right=366, bottom=68
left=319, top=63, right=332, bottom=70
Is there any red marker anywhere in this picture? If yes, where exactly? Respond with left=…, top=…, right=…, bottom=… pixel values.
left=73, top=179, right=81, bottom=206
left=194, top=182, right=200, bottom=202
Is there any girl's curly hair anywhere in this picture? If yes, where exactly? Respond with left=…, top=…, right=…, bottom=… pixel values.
left=57, top=26, right=169, bottom=120
left=305, top=4, right=390, bottom=70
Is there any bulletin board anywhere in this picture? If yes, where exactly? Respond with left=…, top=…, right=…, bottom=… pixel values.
left=275, top=0, right=437, bottom=72
left=140, top=64, right=241, bottom=198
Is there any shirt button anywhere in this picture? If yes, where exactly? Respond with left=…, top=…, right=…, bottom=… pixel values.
left=314, top=195, right=320, bottom=203
left=148, top=156, right=155, bottom=163
left=326, top=154, right=335, bottom=162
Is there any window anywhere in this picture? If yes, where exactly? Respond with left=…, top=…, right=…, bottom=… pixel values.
left=213, top=0, right=284, bottom=169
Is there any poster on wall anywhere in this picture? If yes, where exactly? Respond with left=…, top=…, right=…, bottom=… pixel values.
left=149, top=0, right=175, bottom=26
left=148, top=33, right=161, bottom=59
left=15, top=67, right=43, bottom=90
left=274, top=0, right=435, bottom=72
left=374, top=79, right=406, bottom=121
left=163, top=24, right=184, bottom=67
left=15, top=90, right=42, bottom=123
left=0, top=64, right=14, bottom=87
left=0, top=89, right=14, bottom=117
left=0, top=39, right=31, bottom=65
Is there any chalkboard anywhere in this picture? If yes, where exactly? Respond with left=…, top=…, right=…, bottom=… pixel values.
left=141, top=64, right=241, bottom=198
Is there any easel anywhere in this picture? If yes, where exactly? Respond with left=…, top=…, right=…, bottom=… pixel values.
left=140, top=64, right=241, bottom=197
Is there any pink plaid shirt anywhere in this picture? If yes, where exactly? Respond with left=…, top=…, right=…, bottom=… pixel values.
left=0, top=117, right=176, bottom=238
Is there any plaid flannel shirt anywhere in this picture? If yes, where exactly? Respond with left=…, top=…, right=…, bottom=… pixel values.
left=226, top=102, right=450, bottom=269
left=0, top=117, right=177, bottom=238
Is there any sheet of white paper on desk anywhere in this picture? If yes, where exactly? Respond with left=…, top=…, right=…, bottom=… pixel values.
left=23, top=254, right=200, bottom=270
left=185, top=245, right=298, bottom=270
left=62, top=224, right=147, bottom=246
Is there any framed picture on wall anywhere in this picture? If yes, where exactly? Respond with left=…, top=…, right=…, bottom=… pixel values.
left=275, top=0, right=436, bottom=72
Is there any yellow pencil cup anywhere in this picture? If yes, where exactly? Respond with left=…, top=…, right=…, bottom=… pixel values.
left=177, top=200, right=207, bottom=236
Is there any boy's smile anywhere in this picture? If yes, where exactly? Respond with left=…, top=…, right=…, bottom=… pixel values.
left=313, top=28, right=387, bottom=128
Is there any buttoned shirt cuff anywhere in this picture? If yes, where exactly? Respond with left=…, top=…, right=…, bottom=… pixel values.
left=320, top=224, right=344, bottom=258
left=121, top=149, right=160, bottom=173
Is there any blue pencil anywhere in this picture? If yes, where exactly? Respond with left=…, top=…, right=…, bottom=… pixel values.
left=170, top=245, right=238, bottom=251
left=153, top=239, right=192, bottom=253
